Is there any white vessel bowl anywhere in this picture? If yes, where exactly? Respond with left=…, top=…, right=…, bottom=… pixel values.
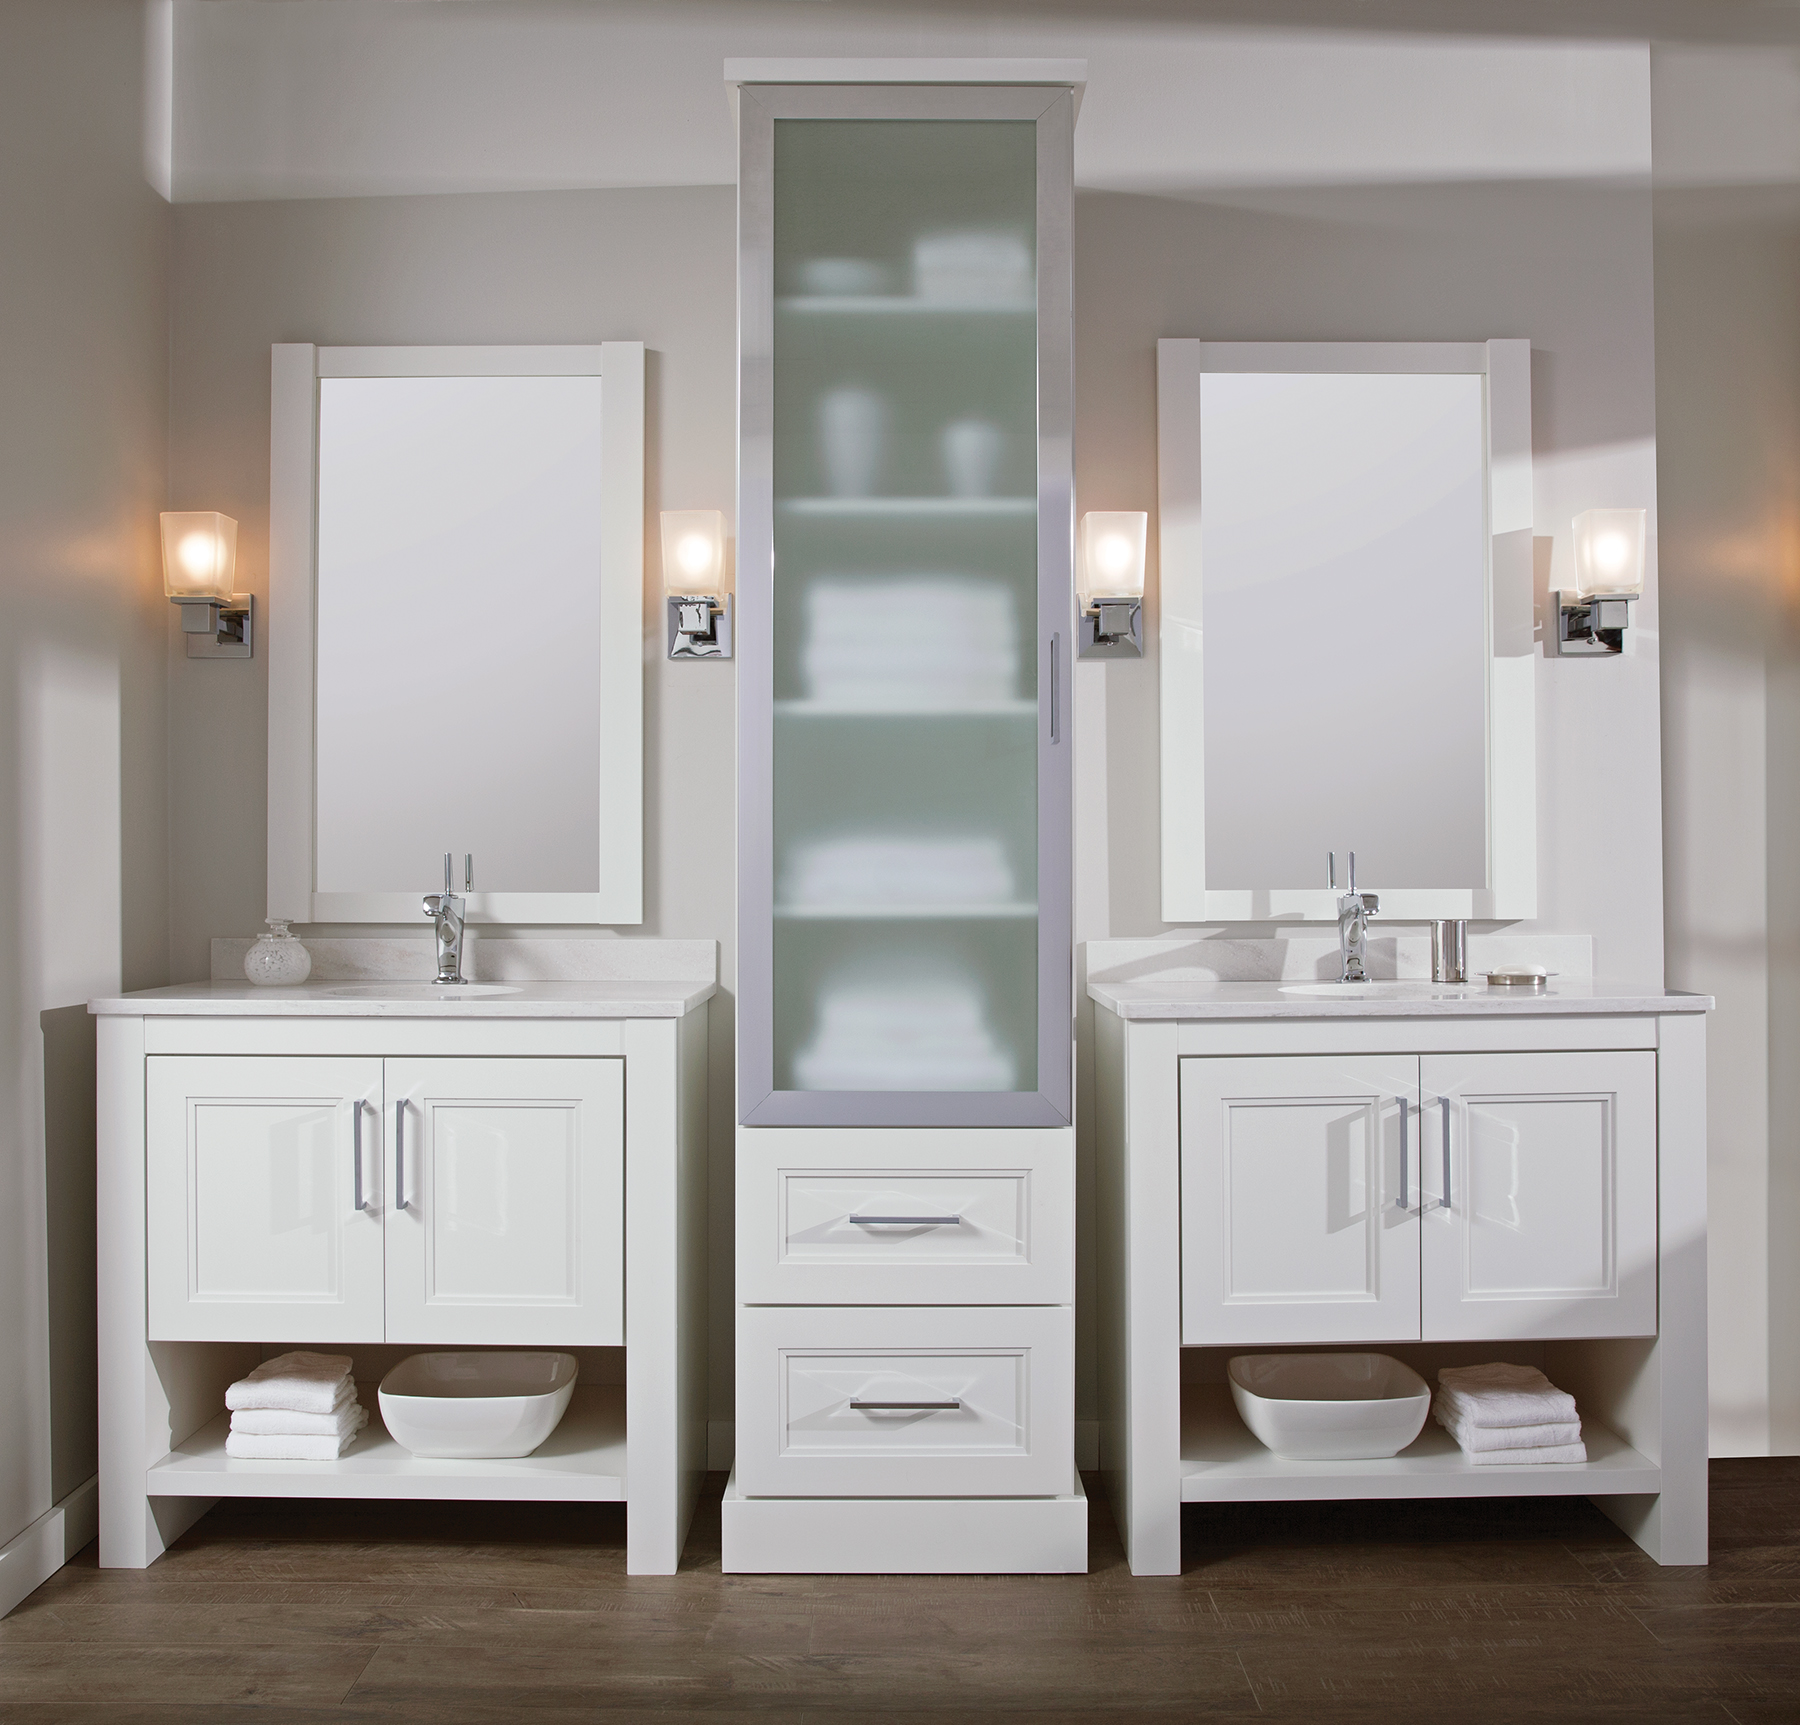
left=1228, top=1353, right=1431, bottom=1460
left=379, top=1352, right=578, bottom=1459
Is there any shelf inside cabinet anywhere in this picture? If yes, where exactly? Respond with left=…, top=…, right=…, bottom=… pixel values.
left=1179, top=1384, right=1659, bottom=1503
left=774, top=902, right=1038, bottom=921
left=146, top=1385, right=627, bottom=1503
left=778, top=296, right=1036, bottom=318
left=778, top=497, right=1037, bottom=520
left=774, top=699, right=1036, bottom=720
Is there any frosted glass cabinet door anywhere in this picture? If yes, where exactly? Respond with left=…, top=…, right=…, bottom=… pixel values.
left=1419, top=1052, right=1658, bottom=1340
left=383, top=1058, right=624, bottom=1346
left=736, top=84, right=1075, bottom=1129
left=1180, top=1056, right=1422, bottom=1345
left=146, top=1056, right=385, bottom=1343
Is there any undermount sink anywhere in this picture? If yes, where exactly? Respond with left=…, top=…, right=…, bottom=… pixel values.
left=322, top=982, right=521, bottom=999
left=1278, top=980, right=1479, bottom=997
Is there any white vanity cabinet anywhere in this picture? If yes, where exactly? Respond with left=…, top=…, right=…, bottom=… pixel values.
left=1180, top=1050, right=1657, bottom=1346
left=1091, top=949, right=1711, bottom=1577
left=147, top=1055, right=625, bottom=1347
left=95, top=964, right=710, bottom=1577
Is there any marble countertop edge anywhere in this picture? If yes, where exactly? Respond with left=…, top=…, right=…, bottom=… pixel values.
left=1087, top=979, right=1713, bottom=1020
left=89, top=980, right=716, bottom=1019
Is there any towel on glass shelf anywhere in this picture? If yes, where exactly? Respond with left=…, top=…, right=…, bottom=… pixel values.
left=230, top=1397, right=367, bottom=1440
left=225, top=1405, right=369, bottom=1463
left=1435, top=1362, right=1580, bottom=1429
left=225, top=1351, right=354, bottom=1415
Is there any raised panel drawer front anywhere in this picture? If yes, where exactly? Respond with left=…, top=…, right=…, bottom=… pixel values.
left=383, top=1057, right=624, bottom=1346
left=736, top=1127, right=1073, bottom=1304
left=1419, top=1050, right=1657, bottom=1340
left=146, top=1055, right=386, bottom=1342
left=1181, top=1055, right=1422, bottom=1346
left=736, top=1306, right=1074, bottom=1498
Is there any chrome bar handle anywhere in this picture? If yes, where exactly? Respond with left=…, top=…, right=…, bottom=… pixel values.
left=1049, top=633, right=1060, bottom=744
left=352, top=1100, right=369, bottom=1215
left=394, top=1099, right=406, bottom=1212
left=849, top=1215, right=961, bottom=1227
left=1393, top=1097, right=1408, bottom=1212
left=1439, top=1095, right=1452, bottom=1211
left=849, top=1399, right=961, bottom=1412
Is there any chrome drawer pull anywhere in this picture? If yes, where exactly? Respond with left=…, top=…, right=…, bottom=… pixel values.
left=1439, top=1095, right=1453, bottom=1211
left=1393, top=1096, right=1408, bottom=1212
left=394, top=1099, right=407, bottom=1211
left=352, top=1101, right=373, bottom=1215
left=848, top=1214, right=961, bottom=1227
left=850, top=1399, right=961, bottom=1412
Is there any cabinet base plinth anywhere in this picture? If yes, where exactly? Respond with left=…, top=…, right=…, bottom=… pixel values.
left=721, top=1470, right=1088, bottom=1574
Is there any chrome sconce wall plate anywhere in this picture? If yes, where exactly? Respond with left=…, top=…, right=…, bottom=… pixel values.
left=1556, top=507, right=1646, bottom=657
left=1077, top=510, right=1146, bottom=659
left=662, top=508, right=732, bottom=659
left=161, top=510, right=253, bottom=657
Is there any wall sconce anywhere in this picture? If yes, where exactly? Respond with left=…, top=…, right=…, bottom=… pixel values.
left=662, top=509, right=732, bottom=660
left=1557, top=508, right=1645, bottom=656
left=1077, top=511, right=1146, bottom=659
left=160, top=511, right=252, bottom=658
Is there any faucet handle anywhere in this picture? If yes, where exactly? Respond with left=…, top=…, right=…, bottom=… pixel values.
left=1362, top=892, right=1379, bottom=914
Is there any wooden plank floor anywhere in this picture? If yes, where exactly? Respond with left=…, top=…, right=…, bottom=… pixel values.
left=2, top=1462, right=1797, bottom=1722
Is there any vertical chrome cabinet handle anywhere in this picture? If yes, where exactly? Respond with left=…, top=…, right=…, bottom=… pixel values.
left=1439, top=1096, right=1452, bottom=1211
left=1049, top=633, right=1061, bottom=743
left=394, top=1099, right=406, bottom=1212
left=352, top=1100, right=370, bottom=1215
left=1393, top=1097, right=1408, bottom=1212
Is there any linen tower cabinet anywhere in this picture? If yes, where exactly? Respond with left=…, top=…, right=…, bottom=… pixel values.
left=723, top=60, right=1085, bottom=1573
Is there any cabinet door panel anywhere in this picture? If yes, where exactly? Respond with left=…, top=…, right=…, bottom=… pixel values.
left=384, top=1057, right=623, bottom=1345
left=1181, top=1056, right=1420, bottom=1345
left=147, top=1056, right=385, bottom=1342
left=1420, top=1050, right=1656, bottom=1340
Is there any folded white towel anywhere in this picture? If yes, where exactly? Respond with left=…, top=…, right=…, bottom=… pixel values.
left=226, top=1352, right=353, bottom=1415
left=1436, top=1363, right=1579, bottom=1429
left=225, top=1424, right=366, bottom=1462
left=1463, top=1439, right=1588, bottom=1466
left=231, top=1398, right=367, bottom=1440
left=1431, top=1391, right=1580, bottom=1452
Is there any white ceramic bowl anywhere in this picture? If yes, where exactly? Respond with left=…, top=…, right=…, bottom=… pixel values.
left=1228, top=1353, right=1430, bottom=1460
left=379, top=1352, right=578, bottom=1459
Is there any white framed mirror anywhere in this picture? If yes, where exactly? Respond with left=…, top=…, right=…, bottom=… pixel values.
left=1157, top=338, right=1535, bottom=922
left=267, top=343, right=644, bottom=924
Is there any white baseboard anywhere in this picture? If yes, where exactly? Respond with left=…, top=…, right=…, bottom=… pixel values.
left=708, top=1420, right=1098, bottom=1472
left=0, top=1475, right=98, bottom=1619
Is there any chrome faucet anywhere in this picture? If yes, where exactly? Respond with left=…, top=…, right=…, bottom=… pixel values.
left=423, top=852, right=471, bottom=985
left=1330, top=851, right=1379, bottom=983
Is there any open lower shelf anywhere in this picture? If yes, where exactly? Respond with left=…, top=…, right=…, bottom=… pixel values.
left=147, top=1384, right=626, bottom=1502
left=1180, top=1384, right=1659, bottom=1503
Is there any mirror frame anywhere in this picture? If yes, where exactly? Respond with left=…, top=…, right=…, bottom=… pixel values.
left=267, top=342, right=645, bottom=925
left=1156, top=338, right=1536, bottom=923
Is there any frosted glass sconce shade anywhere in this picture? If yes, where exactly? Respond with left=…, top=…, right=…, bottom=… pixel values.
left=1571, top=508, right=1646, bottom=597
left=661, top=509, right=725, bottom=597
left=1558, top=507, right=1646, bottom=656
left=1077, top=510, right=1147, bottom=659
left=1079, top=511, right=1147, bottom=600
left=160, top=511, right=238, bottom=601
left=159, top=510, right=252, bottom=657
left=662, top=509, right=732, bottom=659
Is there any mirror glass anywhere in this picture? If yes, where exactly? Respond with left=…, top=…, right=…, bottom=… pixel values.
left=1198, top=371, right=1489, bottom=889
left=313, top=374, right=605, bottom=895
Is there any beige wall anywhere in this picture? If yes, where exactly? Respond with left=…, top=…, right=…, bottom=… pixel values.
left=1653, top=44, right=1800, bottom=1455
left=0, top=0, right=170, bottom=1544
left=166, top=184, right=744, bottom=1419
left=168, top=170, right=1664, bottom=1438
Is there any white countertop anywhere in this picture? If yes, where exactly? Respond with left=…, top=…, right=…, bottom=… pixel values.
left=89, top=979, right=715, bottom=1019
left=1087, top=978, right=1712, bottom=1021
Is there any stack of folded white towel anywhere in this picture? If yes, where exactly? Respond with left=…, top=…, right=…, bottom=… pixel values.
left=225, top=1351, right=369, bottom=1460
left=1433, top=1363, right=1587, bottom=1464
